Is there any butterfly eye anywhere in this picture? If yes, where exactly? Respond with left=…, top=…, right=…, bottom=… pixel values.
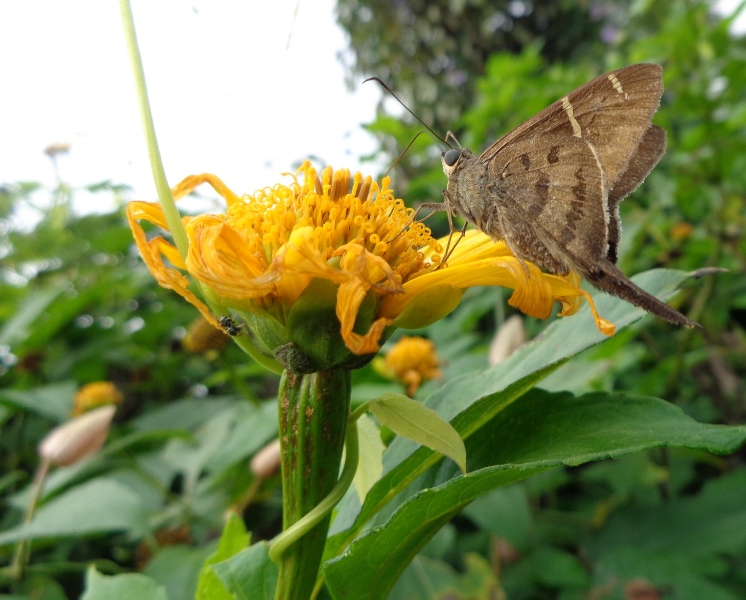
left=443, top=149, right=461, bottom=167
left=443, top=150, right=461, bottom=167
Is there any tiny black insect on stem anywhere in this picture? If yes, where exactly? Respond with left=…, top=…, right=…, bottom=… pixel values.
left=219, top=315, right=245, bottom=336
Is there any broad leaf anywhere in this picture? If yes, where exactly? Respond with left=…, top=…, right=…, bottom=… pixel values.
left=0, top=282, right=68, bottom=346
left=582, top=469, right=746, bottom=599
left=210, top=542, right=278, bottom=600
left=0, top=381, right=77, bottom=422
left=0, top=478, right=148, bottom=546
left=391, top=554, right=503, bottom=600
left=323, top=389, right=746, bottom=599
left=196, top=514, right=251, bottom=600
left=81, top=567, right=167, bottom=600
left=143, top=545, right=215, bottom=600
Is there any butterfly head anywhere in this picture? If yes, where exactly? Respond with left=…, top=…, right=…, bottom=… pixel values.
left=441, top=148, right=467, bottom=180
left=442, top=148, right=479, bottom=180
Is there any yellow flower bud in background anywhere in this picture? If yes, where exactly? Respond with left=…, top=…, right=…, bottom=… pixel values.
left=182, top=315, right=230, bottom=354
left=72, top=382, right=123, bottom=417
left=670, top=222, right=694, bottom=241
left=383, top=336, right=443, bottom=396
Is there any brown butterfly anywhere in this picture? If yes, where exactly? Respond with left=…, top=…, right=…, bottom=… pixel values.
left=439, top=63, right=697, bottom=327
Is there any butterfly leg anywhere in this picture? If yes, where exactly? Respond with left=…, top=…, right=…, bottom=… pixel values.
left=434, top=190, right=469, bottom=268
left=385, top=201, right=448, bottom=244
left=437, top=222, right=468, bottom=269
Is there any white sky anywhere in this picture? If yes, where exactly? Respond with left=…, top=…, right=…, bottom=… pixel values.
left=1, top=1, right=743, bottom=225
left=0, top=1, right=382, bottom=221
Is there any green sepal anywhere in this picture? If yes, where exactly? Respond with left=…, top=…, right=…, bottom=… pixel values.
left=281, top=278, right=385, bottom=372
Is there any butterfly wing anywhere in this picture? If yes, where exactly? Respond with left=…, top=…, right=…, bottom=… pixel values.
left=606, top=124, right=666, bottom=262
left=484, top=135, right=608, bottom=274
left=479, top=63, right=664, bottom=193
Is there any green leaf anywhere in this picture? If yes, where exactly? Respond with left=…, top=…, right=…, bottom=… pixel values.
left=81, top=567, right=167, bottom=600
left=353, top=413, right=384, bottom=503
left=196, top=513, right=251, bottom=600
left=0, top=478, right=148, bottom=546
left=12, top=574, right=67, bottom=600
left=205, top=401, right=278, bottom=473
left=583, top=469, right=746, bottom=598
left=323, top=390, right=746, bottom=599
left=210, top=542, right=278, bottom=600
left=0, top=282, right=68, bottom=346
left=143, top=545, right=215, bottom=600
left=0, top=381, right=76, bottom=422
left=370, top=393, right=466, bottom=474
left=462, top=486, right=532, bottom=548
left=390, top=553, right=504, bottom=600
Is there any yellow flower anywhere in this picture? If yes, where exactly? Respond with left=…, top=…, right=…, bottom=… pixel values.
left=127, top=162, right=612, bottom=370
left=383, top=336, right=443, bottom=396
left=72, top=382, right=123, bottom=417
left=670, top=222, right=694, bottom=241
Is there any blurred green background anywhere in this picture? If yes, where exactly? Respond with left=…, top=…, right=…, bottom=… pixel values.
left=1, top=1, right=745, bottom=598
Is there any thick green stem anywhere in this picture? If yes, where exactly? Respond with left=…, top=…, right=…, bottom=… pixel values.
left=275, top=369, right=351, bottom=600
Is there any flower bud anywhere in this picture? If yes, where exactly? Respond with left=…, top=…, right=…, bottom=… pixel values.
left=250, top=438, right=282, bottom=479
left=488, top=315, right=526, bottom=366
left=39, top=405, right=116, bottom=466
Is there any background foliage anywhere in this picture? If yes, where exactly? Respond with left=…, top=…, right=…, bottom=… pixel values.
left=1, top=0, right=745, bottom=598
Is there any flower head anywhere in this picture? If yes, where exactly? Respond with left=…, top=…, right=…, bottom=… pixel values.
left=382, top=336, right=443, bottom=396
left=72, top=381, right=123, bottom=417
left=127, top=162, right=612, bottom=371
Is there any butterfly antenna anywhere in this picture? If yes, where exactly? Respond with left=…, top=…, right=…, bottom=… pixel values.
left=364, top=77, right=453, bottom=149
left=384, top=131, right=426, bottom=178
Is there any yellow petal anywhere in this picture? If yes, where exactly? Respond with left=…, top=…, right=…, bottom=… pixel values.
left=428, top=230, right=512, bottom=265
left=186, top=215, right=277, bottom=299
left=271, top=227, right=346, bottom=303
left=543, top=273, right=616, bottom=336
left=126, top=202, right=217, bottom=327
left=392, top=284, right=463, bottom=329
left=336, top=278, right=393, bottom=354
left=382, top=255, right=554, bottom=320
left=172, top=173, right=241, bottom=207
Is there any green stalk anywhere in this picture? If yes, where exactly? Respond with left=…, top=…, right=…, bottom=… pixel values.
left=119, top=0, right=187, bottom=257
left=274, top=369, right=351, bottom=600
left=10, top=458, right=50, bottom=583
